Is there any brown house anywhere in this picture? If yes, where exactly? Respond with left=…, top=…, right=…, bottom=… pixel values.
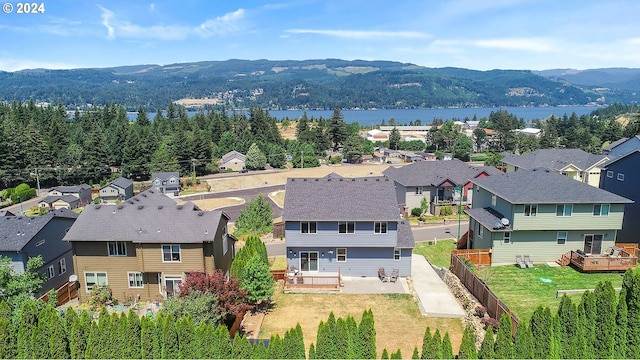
left=63, top=199, right=236, bottom=303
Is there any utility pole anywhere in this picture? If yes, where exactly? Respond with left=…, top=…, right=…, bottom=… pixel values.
left=301, top=150, right=304, bottom=169
left=35, top=168, right=40, bottom=197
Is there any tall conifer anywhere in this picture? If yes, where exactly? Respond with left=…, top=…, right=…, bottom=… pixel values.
left=615, top=289, right=629, bottom=359
left=458, top=325, right=478, bottom=359
left=494, top=313, right=514, bottom=359
left=478, top=326, right=495, bottom=359
left=594, top=281, right=616, bottom=359
left=513, top=322, right=534, bottom=359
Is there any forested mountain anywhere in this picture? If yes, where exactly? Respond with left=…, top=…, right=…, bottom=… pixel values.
left=1, top=59, right=635, bottom=111
left=534, top=68, right=640, bottom=92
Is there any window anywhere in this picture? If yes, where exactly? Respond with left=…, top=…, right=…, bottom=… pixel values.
left=222, top=225, right=228, bottom=255
left=57, top=258, right=66, bottom=275
left=478, top=224, right=484, bottom=238
left=36, top=239, right=45, bottom=247
left=618, top=173, right=625, bottom=181
left=415, top=186, right=423, bottom=195
left=85, top=272, right=108, bottom=292
left=301, top=221, right=317, bottom=234
left=300, top=252, right=319, bottom=271
left=337, top=248, right=347, bottom=262
left=374, top=222, right=388, bottom=234
left=128, top=272, right=144, bottom=288
left=556, top=204, right=573, bottom=217
left=491, top=194, right=497, bottom=206
left=503, top=232, right=511, bottom=244
left=164, top=276, right=182, bottom=297
left=557, top=231, right=567, bottom=245
left=394, top=249, right=401, bottom=261
left=606, top=170, right=614, bottom=178
left=108, top=241, right=127, bottom=256
left=524, top=204, right=537, bottom=217
left=47, top=265, right=55, bottom=279
left=338, top=221, right=355, bottom=234
left=162, top=244, right=181, bottom=262
left=593, top=204, right=610, bottom=216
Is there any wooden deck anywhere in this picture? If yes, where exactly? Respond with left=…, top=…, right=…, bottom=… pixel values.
left=283, top=271, right=341, bottom=291
left=569, top=249, right=637, bottom=272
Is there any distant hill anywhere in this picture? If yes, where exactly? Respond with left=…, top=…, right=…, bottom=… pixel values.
left=1, top=59, right=637, bottom=111
left=534, top=68, right=640, bottom=91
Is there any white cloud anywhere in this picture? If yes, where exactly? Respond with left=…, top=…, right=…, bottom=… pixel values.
left=473, top=38, right=553, bottom=52
left=286, top=29, right=431, bottom=40
left=98, top=6, right=246, bottom=40
left=149, top=3, right=155, bottom=12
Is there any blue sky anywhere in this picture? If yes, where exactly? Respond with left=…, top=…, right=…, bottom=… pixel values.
left=1, top=0, right=638, bottom=72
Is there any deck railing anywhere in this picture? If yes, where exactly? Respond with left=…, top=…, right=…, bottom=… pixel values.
left=570, top=249, right=637, bottom=272
left=284, top=270, right=341, bottom=291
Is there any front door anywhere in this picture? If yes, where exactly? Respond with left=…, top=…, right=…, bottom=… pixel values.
left=584, top=234, right=603, bottom=255
left=300, top=251, right=319, bottom=272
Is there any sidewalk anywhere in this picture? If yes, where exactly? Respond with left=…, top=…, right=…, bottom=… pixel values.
left=411, top=254, right=465, bottom=318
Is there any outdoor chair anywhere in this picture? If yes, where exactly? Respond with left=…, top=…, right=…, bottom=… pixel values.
left=516, top=255, right=526, bottom=269
left=390, top=268, right=399, bottom=283
left=378, top=267, right=389, bottom=282
left=524, top=255, right=534, bottom=268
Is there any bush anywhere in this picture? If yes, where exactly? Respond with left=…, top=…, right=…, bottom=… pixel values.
left=329, top=156, right=342, bottom=165
left=411, top=207, right=422, bottom=217
left=89, top=285, right=114, bottom=310
left=475, top=305, right=487, bottom=317
left=481, top=317, right=499, bottom=331
left=440, top=206, right=453, bottom=216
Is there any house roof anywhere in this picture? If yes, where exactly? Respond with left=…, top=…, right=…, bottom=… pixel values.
left=0, top=209, right=78, bottom=251
left=397, top=220, right=415, bottom=248
left=151, top=172, right=180, bottom=181
left=63, top=203, right=228, bottom=244
left=221, top=151, right=246, bottom=164
left=465, top=207, right=512, bottom=233
left=41, top=194, right=80, bottom=205
left=125, top=188, right=178, bottom=207
left=382, top=159, right=503, bottom=187
left=50, top=184, right=91, bottom=193
left=102, top=177, right=132, bottom=190
left=603, top=137, right=631, bottom=152
left=282, top=176, right=401, bottom=221
left=501, top=148, right=608, bottom=171
left=0, top=210, right=15, bottom=216
left=471, top=168, right=634, bottom=204
left=600, top=149, right=640, bottom=168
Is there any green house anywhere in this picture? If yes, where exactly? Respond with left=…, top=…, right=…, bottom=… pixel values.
left=464, top=168, right=633, bottom=265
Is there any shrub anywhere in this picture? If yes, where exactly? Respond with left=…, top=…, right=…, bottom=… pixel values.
left=475, top=305, right=487, bottom=317
left=89, top=285, right=114, bottom=310
left=481, top=317, right=499, bottom=331
left=411, top=207, right=422, bottom=217
left=440, top=206, right=453, bottom=216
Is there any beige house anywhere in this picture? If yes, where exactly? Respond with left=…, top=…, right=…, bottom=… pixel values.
left=219, top=151, right=246, bottom=171
left=63, top=199, right=236, bottom=303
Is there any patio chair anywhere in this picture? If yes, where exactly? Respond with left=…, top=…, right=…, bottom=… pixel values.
left=390, top=268, right=399, bottom=283
left=378, top=267, right=388, bottom=282
left=516, top=255, right=526, bottom=269
left=524, top=255, right=534, bottom=268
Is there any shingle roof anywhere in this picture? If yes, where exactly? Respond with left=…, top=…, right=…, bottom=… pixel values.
left=124, top=188, right=178, bottom=207
left=501, top=149, right=608, bottom=171
left=51, top=184, right=91, bottom=193
left=0, top=209, right=78, bottom=251
left=282, top=176, right=401, bottom=221
left=603, top=137, right=630, bottom=151
left=102, top=177, right=132, bottom=190
left=0, top=210, right=15, bottom=216
left=151, top=172, right=180, bottom=181
left=41, top=194, right=79, bottom=205
left=382, top=159, right=503, bottom=187
left=600, top=149, right=640, bottom=168
left=472, top=168, right=633, bottom=204
left=221, top=151, right=246, bottom=164
left=396, top=220, right=415, bottom=248
left=465, top=207, right=512, bottom=233
left=63, top=203, right=227, bottom=243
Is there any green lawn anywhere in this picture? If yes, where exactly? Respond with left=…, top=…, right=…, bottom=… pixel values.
left=413, top=239, right=457, bottom=268
left=477, top=264, right=626, bottom=322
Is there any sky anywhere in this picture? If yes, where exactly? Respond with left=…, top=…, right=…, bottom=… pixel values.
left=1, top=0, right=639, bottom=72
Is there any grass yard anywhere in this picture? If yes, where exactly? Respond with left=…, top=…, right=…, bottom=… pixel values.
left=413, top=239, right=457, bottom=268
left=269, top=190, right=285, bottom=208
left=260, top=286, right=463, bottom=358
left=477, top=264, right=626, bottom=322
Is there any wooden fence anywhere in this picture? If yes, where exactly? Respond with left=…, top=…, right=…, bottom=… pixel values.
left=616, top=243, right=638, bottom=257
left=270, top=269, right=286, bottom=282
left=38, top=281, right=78, bottom=307
left=450, top=253, right=519, bottom=335
left=272, top=221, right=285, bottom=239
left=452, top=248, right=492, bottom=266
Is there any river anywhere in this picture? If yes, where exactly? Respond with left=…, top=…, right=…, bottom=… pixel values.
left=127, top=106, right=598, bottom=126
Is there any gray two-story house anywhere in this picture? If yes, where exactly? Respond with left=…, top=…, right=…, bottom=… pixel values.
left=100, top=177, right=134, bottom=204
left=602, top=135, right=640, bottom=156
left=465, top=168, right=633, bottom=265
left=0, top=209, right=78, bottom=296
left=283, top=175, right=414, bottom=277
left=48, top=184, right=92, bottom=206
left=151, top=172, right=180, bottom=195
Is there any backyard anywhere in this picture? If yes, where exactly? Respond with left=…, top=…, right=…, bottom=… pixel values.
left=415, top=239, right=628, bottom=322
left=259, top=285, right=464, bottom=358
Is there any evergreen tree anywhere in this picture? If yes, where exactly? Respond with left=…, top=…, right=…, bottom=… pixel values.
left=458, top=325, right=478, bottom=359
left=478, top=326, right=495, bottom=359
left=615, top=289, right=629, bottom=359
left=162, top=314, right=179, bottom=359
left=356, top=309, right=376, bottom=359
left=574, top=304, right=589, bottom=359
left=48, top=307, right=68, bottom=359
left=194, top=322, right=214, bottom=359
left=494, top=313, right=514, bottom=359
left=513, top=322, right=534, bottom=359
left=177, top=316, right=197, bottom=359
left=420, top=327, right=432, bottom=359
left=594, top=281, right=616, bottom=359
left=31, top=305, right=54, bottom=359
left=212, top=324, right=232, bottom=359
left=268, top=334, right=283, bottom=359
left=315, top=313, right=337, bottom=359
left=441, top=333, right=454, bottom=360
left=381, top=348, right=389, bottom=359
left=245, top=143, right=267, bottom=170
left=623, top=269, right=640, bottom=359
left=426, top=329, right=443, bottom=359
left=84, top=322, right=99, bottom=359
left=580, top=290, right=597, bottom=358
left=530, top=306, right=558, bottom=359
left=282, top=324, right=305, bottom=360
left=234, top=194, right=273, bottom=235
left=412, top=347, right=420, bottom=359
left=0, top=316, right=16, bottom=359
left=328, top=106, right=348, bottom=150
left=16, top=300, right=38, bottom=359
left=390, top=349, right=402, bottom=359
left=334, top=317, right=351, bottom=359
left=232, top=335, right=253, bottom=359
left=251, top=339, right=269, bottom=359
left=308, top=343, right=316, bottom=360
left=389, top=127, right=401, bottom=150
left=240, top=254, right=275, bottom=307
left=140, top=315, right=156, bottom=359
left=556, top=295, right=578, bottom=359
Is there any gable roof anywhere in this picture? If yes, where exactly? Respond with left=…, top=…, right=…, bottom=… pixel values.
left=396, top=220, right=415, bottom=248
left=382, top=159, right=503, bottom=187
left=63, top=203, right=227, bottom=244
left=50, top=184, right=91, bottom=193
left=0, top=209, right=78, bottom=251
left=125, top=188, right=177, bottom=207
left=600, top=149, right=640, bottom=168
left=0, top=210, right=15, bottom=216
left=501, top=149, right=608, bottom=171
left=465, top=207, right=512, bottom=233
left=472, top=168, right=633, bottom=204
left=603, top=137, right=631, bottom=152
left=221, top=151, right=246, bottom=164
left=41, top=194, right=80, bottom=205
left=282, top=176, right=401, bottom=221
left=151, top=172, right=180, bottom=181
left=101, top=177, right=132, bottom=190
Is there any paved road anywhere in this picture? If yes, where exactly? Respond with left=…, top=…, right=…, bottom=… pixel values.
left=412, top=221, right=469, bottom=242
left=3, top=194, right=46, bottom=215
left=180, top=185, right=285, bottom=222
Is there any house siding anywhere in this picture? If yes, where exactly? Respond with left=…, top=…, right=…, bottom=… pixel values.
left=285, top=221, right=399, bottom=248
left=600, top=152, right=640, bottom=244
left=490, top=230, right=617, bottom=264
left=472, top=186, right=514, bottom=218
left=606, top=137, right=640, bottom=156
left=512, top=203, right=624, bottom=230
left=286, top=246, right=411, bottom=277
